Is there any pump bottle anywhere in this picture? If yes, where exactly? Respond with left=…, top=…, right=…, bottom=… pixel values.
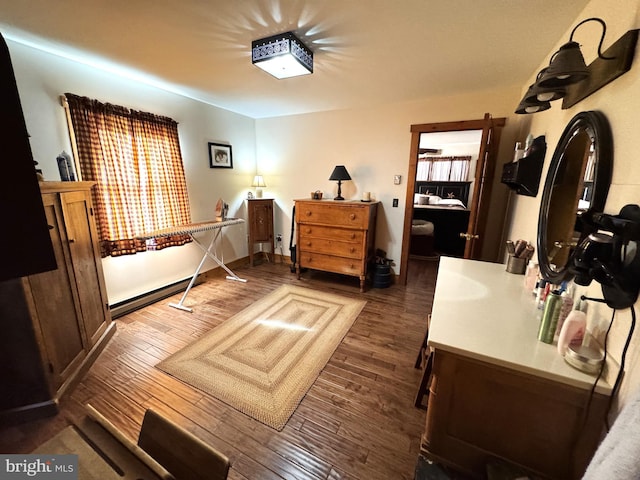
left=557, top=300, right=587, bottom=356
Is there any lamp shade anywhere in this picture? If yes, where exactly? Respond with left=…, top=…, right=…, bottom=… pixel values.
left=537, top=42, right=589, bottom=88
left=524, top=68, right=566, bottom=103
left=251, top=175, right=266, bottom=198
left=515, top=96, right=551, bottom=115
left=252, top=32, right=313, bottom=79
left=329, top=165, right=351, bottom=200
left=329, top=165, right=351, bottom=181
left=251, top=175, right=266, bottom=188
left=528, top=84, right=566, bottom=102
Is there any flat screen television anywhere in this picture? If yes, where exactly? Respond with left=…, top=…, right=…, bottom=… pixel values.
left=0, top=32, right=56, bottom=281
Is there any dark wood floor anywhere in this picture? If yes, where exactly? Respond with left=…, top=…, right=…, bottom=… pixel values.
left=1, top=257, right=439, bottom=480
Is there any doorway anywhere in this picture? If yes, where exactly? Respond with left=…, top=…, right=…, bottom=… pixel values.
left=412, top=129, right=482, bottom=257
left=398, top=114, right=506, bottom=286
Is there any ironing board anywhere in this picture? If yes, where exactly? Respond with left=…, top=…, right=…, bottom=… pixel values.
left=137, top=218, right=246, bottom=312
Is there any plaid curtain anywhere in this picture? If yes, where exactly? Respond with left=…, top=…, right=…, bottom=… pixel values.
left=65, top=93, right=192, bottom=257
left=416, top=156, right=471, bottom=182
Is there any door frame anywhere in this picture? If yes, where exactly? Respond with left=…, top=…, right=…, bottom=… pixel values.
left=398, top=115, right=505, bottom=286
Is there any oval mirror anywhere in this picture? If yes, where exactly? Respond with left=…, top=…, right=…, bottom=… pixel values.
left=537, top=111, right=613, bottom=284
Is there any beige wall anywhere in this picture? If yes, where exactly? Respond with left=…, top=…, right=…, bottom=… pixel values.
left=506, top=0, right=640, bottom=412
left=255, top=92, right=519, bottom=269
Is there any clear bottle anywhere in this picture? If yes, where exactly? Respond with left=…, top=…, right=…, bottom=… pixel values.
left=524, top=134, right=534, bottom=153
left=513, top=142, right=524, bottom=162
left=554, top=290, right=574, bottom=337
left=524, top=260, right=539, bottom=292
left=536, top=279, right=547, bottom=309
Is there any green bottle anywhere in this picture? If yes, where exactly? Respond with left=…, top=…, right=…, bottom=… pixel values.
left=538, top=290, right=562, bottom=344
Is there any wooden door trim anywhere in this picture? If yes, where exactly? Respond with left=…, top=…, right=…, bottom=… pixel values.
left=399, top=116, right=505, bottom=286
left=410, top=118, right=497, bottom=133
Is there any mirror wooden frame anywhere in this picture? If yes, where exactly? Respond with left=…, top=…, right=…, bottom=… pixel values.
left=537, top=111, right=613, bottom=284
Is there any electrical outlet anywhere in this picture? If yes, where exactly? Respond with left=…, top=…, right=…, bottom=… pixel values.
left=392, top=198, right=399, bottom=207
left=276, top=233, right=283, bottom=243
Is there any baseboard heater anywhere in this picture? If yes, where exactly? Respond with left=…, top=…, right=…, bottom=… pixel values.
left=109, top=276, right=202, bottom=319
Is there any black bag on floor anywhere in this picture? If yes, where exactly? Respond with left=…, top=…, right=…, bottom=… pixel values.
left=290, top=206, right=296, bottom=273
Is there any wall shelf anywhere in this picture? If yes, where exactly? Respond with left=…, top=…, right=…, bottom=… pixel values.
left=501, top=136, right=546, bottom=197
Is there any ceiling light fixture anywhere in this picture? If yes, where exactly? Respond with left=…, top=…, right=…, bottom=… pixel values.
left=252, top=31, right=313, bottom=79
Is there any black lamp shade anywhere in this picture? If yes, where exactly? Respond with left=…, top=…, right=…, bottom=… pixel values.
left=537, top=42, right=590, bottom=88
left=524, top=68, right=566, bottom=102
left=329, top=165, right=351, bottom=200
left=515, top=97, right=551, bottom=115
left=329, top=165, right=351, bottom=181
left=528, top=84, right=566, bottom=102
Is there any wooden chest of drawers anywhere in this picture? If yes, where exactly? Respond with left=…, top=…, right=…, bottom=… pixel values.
left=294, top=199, right=379, bottom=291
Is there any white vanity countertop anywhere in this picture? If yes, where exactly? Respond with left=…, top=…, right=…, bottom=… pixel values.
left=428, top=257, right=612, bottom=395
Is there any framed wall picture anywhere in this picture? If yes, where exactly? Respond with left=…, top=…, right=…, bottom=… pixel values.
left=208, top=142, right=233, bottom=169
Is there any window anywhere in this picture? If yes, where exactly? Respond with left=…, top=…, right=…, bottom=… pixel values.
left=416, top=156, right=471, bottom=182
left=64, top=93, right=192, bottom=257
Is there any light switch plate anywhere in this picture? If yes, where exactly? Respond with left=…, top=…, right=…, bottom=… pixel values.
left=394, top=175, right=402, bottom=185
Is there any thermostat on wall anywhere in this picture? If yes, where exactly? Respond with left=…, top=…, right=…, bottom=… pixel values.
left=394, top=175, right=401, bottom=185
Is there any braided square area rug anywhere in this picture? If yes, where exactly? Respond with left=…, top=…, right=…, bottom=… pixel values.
left=157, top=284, right=366, bottom=430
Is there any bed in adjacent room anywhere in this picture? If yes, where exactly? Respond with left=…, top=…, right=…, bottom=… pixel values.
left=411, top=181, right=471, bottom=257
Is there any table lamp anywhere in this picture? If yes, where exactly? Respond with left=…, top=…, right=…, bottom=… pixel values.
left=329, top=165, right=351, bottom=200
left=251, top=175, right=266, bottom=198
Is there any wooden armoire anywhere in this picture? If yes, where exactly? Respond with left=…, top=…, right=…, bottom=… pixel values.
left=0, top=182, right=115, bottom=425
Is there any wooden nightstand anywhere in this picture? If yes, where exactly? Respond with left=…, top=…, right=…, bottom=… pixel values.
left=247, top=198, right=274, bottom=266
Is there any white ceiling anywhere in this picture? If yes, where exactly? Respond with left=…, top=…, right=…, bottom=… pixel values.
left=0, top=0, right=590, bottom=119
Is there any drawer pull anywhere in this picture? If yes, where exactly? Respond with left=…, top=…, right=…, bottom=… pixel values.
left=306, top=210, right=313, bottom=216
left=351, top=233, right=356, bottom=239
left=349, top=214, right=356, bottom=220
left=305, top=228, right=312, bottom=234
left=306, top=241, right=312, bottom=246
left=350, top=247, right=356, bottom=253
left=68, top=238, right=76, bottom=243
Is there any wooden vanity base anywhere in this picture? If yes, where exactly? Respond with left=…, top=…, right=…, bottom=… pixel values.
left=422, top=351, right=608, bottom=479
